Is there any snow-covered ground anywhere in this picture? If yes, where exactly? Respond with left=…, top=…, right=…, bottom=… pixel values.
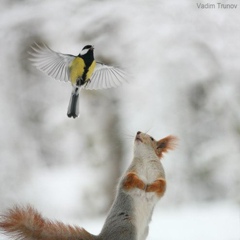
left=150, top=203, right=240, bottom=240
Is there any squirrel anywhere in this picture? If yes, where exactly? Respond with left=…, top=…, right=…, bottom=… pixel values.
left=0, top=131, right=177, bottom=240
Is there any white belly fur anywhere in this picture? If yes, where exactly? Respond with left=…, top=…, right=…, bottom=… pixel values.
left=133, top=189, right=159, bottom=240
left=131, top=160, right=163, bottom=240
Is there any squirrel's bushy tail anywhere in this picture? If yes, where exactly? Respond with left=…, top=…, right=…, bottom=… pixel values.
left=0, top=205, right=96, bottom=240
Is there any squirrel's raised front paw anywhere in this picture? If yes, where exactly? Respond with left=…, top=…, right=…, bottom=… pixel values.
left=122, top=172, right=146, bottom=191
left=146, top=178, right=166, bottom=197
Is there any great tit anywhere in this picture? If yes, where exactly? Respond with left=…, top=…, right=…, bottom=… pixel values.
left=29, top=43, right=128, bottom=118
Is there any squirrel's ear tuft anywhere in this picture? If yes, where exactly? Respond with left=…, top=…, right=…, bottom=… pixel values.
left=156, top=135, right=178, bottom=158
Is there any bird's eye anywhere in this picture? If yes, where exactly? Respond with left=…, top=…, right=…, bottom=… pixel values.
left=150, top=137, right=154, bottom=141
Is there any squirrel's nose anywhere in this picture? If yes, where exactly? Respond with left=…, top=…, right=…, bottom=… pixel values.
left=137, top=131, right=141, bottom=135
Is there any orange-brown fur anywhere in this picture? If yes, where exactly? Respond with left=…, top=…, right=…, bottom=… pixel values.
left=155, top=135, right=178, bottom=158
left=0, top=205, right=94, bottom=240
left=122, top=172, right=146, bottom=191
left=146, top=178, right=166, bottom=197
left=123, top=173, right=166, bottom=197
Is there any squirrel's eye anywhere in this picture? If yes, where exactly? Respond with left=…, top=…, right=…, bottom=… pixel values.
left=150, top=137, right=154, bottom=141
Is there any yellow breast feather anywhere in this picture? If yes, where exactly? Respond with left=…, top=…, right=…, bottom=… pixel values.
left=86, top=60, right=96, bottom=81
left=69, top=57, right=85, bottom=85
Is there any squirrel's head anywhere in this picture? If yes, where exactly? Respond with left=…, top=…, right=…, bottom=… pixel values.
left=134, top=131, right=178, bottom=159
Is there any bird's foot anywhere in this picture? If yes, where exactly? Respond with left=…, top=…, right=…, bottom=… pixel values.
left=84, top=79, right=91, bottom=87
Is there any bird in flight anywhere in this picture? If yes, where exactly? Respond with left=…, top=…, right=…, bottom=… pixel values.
left=29, top=43, right=128, bottom=118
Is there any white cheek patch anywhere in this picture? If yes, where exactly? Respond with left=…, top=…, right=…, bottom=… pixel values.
left=80, top=48, right=89, bottom=55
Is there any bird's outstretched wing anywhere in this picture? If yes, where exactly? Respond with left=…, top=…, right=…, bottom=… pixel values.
left=29, top=43, right=75, bottom=82
left=84, top=62, right=129, bottom=90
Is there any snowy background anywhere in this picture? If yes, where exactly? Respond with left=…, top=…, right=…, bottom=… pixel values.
left=0, top=0, right=240, bottom=239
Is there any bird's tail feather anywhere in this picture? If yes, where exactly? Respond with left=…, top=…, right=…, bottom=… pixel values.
left=0, top=205, right=96, bottom=240
left=67, top=87, right=80, bottom=118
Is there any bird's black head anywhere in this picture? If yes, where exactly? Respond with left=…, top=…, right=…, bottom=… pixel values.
left=80, top=45, right=94, bottom=56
